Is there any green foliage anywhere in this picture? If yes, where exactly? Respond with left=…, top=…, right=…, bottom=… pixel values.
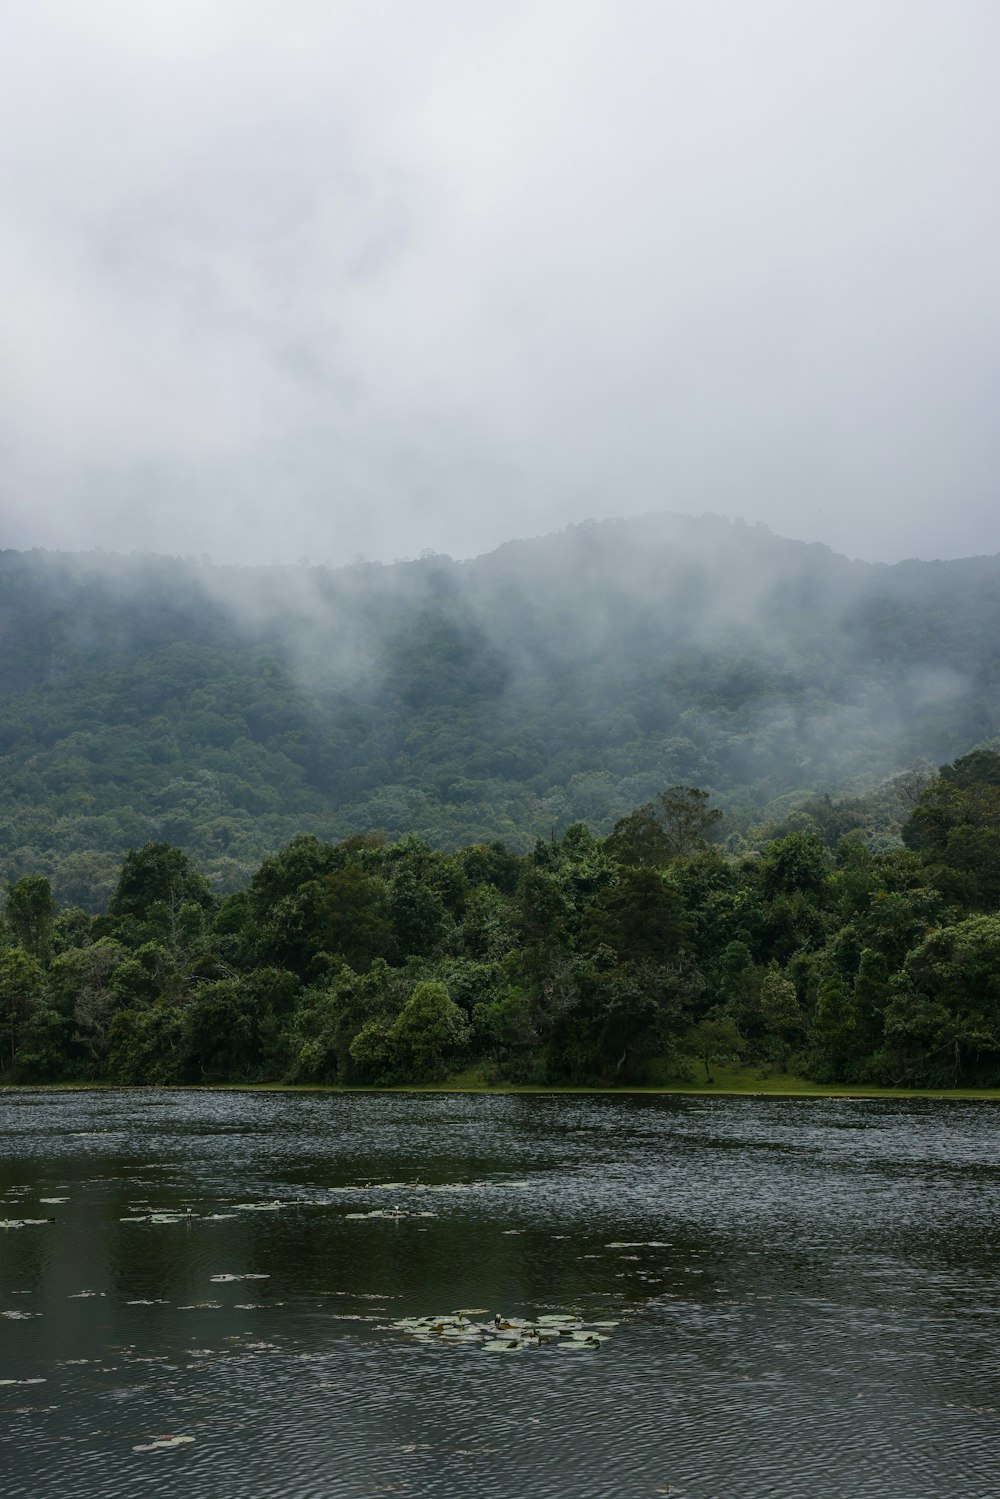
left=5, top=876, right=55, bottom=963
left=551, top=954, right=702, bottom=1082
left=902, top=751, right=1000, bottom=909
left=108, top=842, right=215, bottom=924
left=387, top=981, right=470, bottom=1081
left=2, top=519, right=999, bottom=902
left=0, top=946, right=46, bottom=1071
left=606, top=786, right=723, bottom=867
left=875, top=916, right=1000, bottom=1086
left=809, top=971, right=859, bottom=1082
left=3, top=745, right=1000, bottom=1090
left=582, top=869, right=689, bottom=966
left=107, top=1006, right=188, bottom=1085
left=688, top=1017, right=743, bottom=1082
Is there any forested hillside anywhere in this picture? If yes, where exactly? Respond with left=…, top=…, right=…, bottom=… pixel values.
left=2, top=514, right=999, bottom=907
left=3, top=755, right=999, bottom=1089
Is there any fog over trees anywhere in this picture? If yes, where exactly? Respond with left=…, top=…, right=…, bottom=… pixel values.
left=0, top=514, right=998, bottom=906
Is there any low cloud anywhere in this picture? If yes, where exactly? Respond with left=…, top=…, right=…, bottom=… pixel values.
left=1, top=1, right=998, bottom=565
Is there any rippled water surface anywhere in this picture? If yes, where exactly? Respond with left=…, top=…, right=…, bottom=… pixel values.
left=1, top=1090, right=998, bottom=1498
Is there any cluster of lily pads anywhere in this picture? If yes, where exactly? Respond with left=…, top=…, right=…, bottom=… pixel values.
left=345, top=1207, right=436, bottom=1220
left=133, top=1434, right=195, bottom=1453
left=326, top=1179, right=530, bottom=1194
left=120, top=1207, right=240, bottom=1223
left=102, top=1178, right=542, bottom=1229
left=390, top=1309, right=618, bottom=1352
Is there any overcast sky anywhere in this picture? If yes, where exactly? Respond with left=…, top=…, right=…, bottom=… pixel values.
left=1, top=1, right=997, bottom=567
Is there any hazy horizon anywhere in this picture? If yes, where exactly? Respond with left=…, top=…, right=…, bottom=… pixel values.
left=3, top=508, right=1000, bottom=572
left=2, top=2, right=998, bottom=569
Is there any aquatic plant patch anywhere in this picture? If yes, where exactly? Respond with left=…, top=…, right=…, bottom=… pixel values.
left=132, top=1434, right=196, bottom=1453
left=389, top=1310, right=618, bottom=1352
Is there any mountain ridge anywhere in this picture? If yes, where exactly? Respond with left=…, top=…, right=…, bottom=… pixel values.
left=1, top=513, right=998, bottom=907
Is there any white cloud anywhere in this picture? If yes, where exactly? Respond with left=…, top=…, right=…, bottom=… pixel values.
left=0, top=0, right=998, bottom=563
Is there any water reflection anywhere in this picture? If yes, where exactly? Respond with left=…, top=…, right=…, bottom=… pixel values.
left=1, top=1090, right=998, bottom=1498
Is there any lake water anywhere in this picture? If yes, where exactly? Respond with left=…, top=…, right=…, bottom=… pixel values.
left=1, top=1090, right=998, bottom=1499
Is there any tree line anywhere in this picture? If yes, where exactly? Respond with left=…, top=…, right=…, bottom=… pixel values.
left=2, top=756, right=999, bottom=1090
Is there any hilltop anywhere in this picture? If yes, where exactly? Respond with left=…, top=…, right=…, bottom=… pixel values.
left=1, top=513, right=998, bottom=905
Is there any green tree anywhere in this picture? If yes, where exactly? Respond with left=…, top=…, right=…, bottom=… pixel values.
left=388, top=870, right=448, bottom=959
left=877, top=915, right=1000, bottom=1085
left=606, top=786, right=722, bottom=867
left=711, top=940, right=766, bottom=1049
left=758, top=961, right=803, bottom=1070
left=5, top=876, right=56, bottom=963
left=810, top=970, right=859, bottom=1081
left=108, top=842, right=215, bottom=926
left=107, top=1006, right=188, bottom=1084
left=582, top=868, right=689, bottom=966
left=184, top=980, right=260, bottom=1080
left=902, top=751, right=1000, bottom=910
left=387, top=981, right=469, bottom=1080
left=0, top=947, right=46, bottom=1071
left=689, top=1016, right=743, bottom=1083
left=758, top=832, right=831, bottom=903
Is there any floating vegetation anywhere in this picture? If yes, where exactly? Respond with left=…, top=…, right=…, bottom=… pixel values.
left=2, top=1311, right=40, bottom=1320
left=1, top=1218, right=54, bottom=1229
left=120, top=1210, right=194, bottom=1224
left=39, top=1197, right=68, bottom=1204
left=132, top=1435, right=195, bottom=1453
left=370, top=1180, right=489, bottom=1193
left=345, top=1208, right=437, bottom=1221
left=0, top=1377, right=46, bottom=1385
left=208, top=1273, right=270, bottom=1283
left=232, top=1201, right=285, bottom=1212
left=606, top=1241, right=671, bottom=1249
left=390, top=1310, right=618, bottom=1352
left=320, top=1177, right=529, bottom=1199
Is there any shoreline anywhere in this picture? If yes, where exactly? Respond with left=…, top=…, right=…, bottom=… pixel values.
left=4, top=1080, right=1000, bottom=1100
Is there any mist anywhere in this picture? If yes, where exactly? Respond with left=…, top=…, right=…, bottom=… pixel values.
left=1, top=1, right=999, bottom=567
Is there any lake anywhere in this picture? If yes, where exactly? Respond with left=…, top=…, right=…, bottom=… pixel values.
left=1, top=1090, right=998, bottom=1498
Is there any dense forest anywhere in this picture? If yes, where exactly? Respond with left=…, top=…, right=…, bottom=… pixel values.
left=2, top=752, right=998, bottom=1090
left=2, top=514, right=1000, bottom=910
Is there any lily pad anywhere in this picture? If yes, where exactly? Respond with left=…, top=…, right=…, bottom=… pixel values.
left=390, top=1307, right=616, bottom=1352
left=345, top=1208, right=436, bottom=1220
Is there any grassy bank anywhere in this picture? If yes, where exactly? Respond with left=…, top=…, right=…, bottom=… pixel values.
left=5, top=1064, right=1000, bottom=1100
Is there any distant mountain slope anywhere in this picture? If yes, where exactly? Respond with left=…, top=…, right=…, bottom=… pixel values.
left=1, top=514, right=998, bottom=906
